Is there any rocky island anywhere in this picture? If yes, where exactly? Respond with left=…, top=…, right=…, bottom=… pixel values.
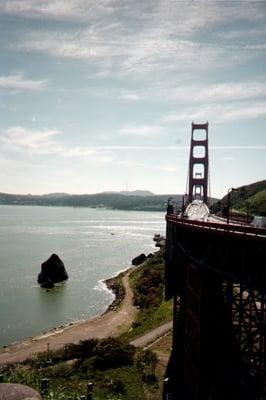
left=37, top=254, right=69, bottom=288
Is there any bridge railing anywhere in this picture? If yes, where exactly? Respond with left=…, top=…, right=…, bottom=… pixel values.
left=166, top=214, right=266, bottom=239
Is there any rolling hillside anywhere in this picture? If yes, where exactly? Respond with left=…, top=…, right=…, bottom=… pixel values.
left=212, top=180, right=266, bottom=216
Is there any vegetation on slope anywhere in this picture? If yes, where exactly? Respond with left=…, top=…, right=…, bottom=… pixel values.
left=237, top=189, right=266, bottom=216
left=124, top=247, right=173, bottom=340
left=0, top=337, right=155, bottom=399
left=211, top=180, right=266, bottom=216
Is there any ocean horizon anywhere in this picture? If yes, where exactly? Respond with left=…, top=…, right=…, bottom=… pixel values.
left=0, top=205, right=165, bottom=347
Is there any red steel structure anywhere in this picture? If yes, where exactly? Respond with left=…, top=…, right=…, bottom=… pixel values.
left=164, top=216, right=266, bottom=400
left=188, top=122, right=209, bottom=205
left=164, top=123, right=266, bottom=400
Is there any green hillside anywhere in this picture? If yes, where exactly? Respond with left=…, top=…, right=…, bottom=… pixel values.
left=212, top=180, right=266, bottom=216
left=240, top=189, right=266, bottom=216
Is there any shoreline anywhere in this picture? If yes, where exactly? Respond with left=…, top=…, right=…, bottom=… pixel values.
left=0, top=266, right=136, bottom=365
left=103, top=270, right=127, bottom=313
left=1, top=268, right=128, bottom=349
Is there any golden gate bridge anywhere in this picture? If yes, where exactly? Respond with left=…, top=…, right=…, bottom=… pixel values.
left=164, top=123, right=266, bottom=400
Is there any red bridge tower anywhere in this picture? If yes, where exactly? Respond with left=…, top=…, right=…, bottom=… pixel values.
left=188, top=122, right=209, bottom=205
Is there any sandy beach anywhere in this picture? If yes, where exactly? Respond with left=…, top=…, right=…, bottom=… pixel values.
left=0, top=268, right=137, bottom=365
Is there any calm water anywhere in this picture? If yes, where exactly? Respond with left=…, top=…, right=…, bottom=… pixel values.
left=0, top=206, right=165, bottom=347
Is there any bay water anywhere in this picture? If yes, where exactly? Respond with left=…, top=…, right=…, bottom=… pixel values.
left=0, top=206, right=165, bottom=347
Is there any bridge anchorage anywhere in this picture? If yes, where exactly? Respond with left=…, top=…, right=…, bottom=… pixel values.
left=164, top=123, right=266, bottom=400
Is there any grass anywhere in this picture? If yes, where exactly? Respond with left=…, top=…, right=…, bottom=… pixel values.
left=147, top=332, right=173, bottom=400
left=123, top=299, right=173, bottom=341
left=123, top=248, right=173, bottom=341
left=1, top=338, right=149, bottom=400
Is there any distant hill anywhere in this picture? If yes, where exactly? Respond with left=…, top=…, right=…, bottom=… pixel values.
left=42, top=193, right=70, bottom=198
left=212, top=180, right=266, bottom=216
left=119, top=190, right=155, bottom=197
left=0, top=191, right=183, bottom=212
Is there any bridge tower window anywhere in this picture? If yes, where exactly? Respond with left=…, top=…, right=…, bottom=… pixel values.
left=193, top=146, right=206, bottom=158
left=192, top=129, right=207, bottom=141
left=193, top=164, right=205, bottom=179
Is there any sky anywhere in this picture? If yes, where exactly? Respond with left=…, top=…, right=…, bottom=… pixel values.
left=0, top=0, right=265, bottom=198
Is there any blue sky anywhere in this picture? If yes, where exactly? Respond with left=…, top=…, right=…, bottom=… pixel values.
left=0, top=0, right=265, bottom=197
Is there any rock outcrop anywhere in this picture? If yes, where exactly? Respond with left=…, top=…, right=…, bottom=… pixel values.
left=0, top=383, right=42, bottom=400
left=153, top=233, right=166, bottom=248
left=132, top=253, right=147, bottom=266
left=38, top=254, right=68, bottom=288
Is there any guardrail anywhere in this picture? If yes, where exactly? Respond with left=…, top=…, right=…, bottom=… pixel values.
left=166, top=214, right=266, bottom=240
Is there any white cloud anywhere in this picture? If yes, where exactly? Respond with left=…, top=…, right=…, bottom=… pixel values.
left=0, top=73, right=48, bottom=91
left=212, top=146, right=266, bottom=150
left=168, top=82, right=266, bottom=103
left=118, top=125, right=165, bottom=137
left=219, top=27, right=266, bottom=40
left=161, top=101, right=266, bottom=124
left=218, top=102, right=266, bottom=122
left=2, top=126, right=114, bottom=162
left=94, top=80, right=266, bottom=104
left=153, top=0, right=265, bottom=35
left=159, top=165, right=179, bottom=172
left=4, top=126, right=59, bottom=151
left=94, top=145, right=266, bottom=151
left=2, top=1, right=264, bottom=31
left=10, top=3, right=264, bottom=78
left=97, top=145, right=188, bottom=150
left=194, top=81, right=266, bottom=101
left=61, top=146, right=114, bottom=163
left=118, top=90, right=141, bottom=101
left=0, top=0, right=115, bottom=21
left=117, top=159, right=179, bottom=172
left=16, top=30, right=254, bottom=79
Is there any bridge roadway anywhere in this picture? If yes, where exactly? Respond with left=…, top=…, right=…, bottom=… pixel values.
left=165, top=212, right=266, bottom=295
left=166, top=213, right=266, bottom=239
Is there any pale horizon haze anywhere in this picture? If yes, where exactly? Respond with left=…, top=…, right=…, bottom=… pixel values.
left=0, top=1, right=265, bottom=198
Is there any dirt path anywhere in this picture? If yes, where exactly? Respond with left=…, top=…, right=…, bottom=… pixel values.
left=0, top=269, right=137, bottom=365
left=130, top=321, right=173, bottom=348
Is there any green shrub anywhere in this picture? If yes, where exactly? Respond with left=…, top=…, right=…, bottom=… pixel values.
left=65, top=338, right=98, bottom=360
left=94, top=337, right=136, bottom=370
left=135, top=349, right=158, bottom=377
left=134, top=266, right=164, bottom=309
left=76, top=356, right=97, bottom=375
left=45, top=363, right=73, bottom=379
